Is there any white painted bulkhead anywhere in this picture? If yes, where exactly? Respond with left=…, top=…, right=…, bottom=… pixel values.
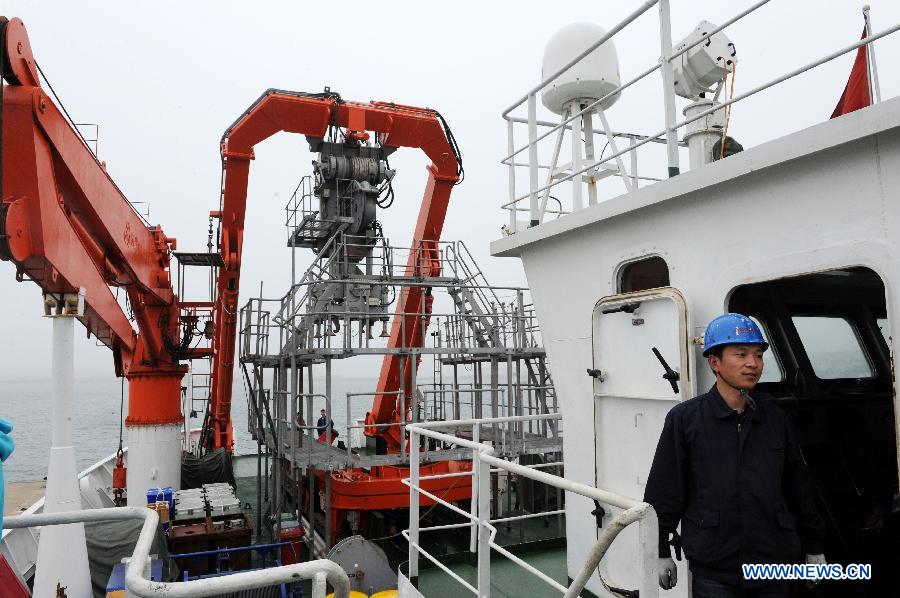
left=125, top=423, right=182, bottom=506
left=492, top=97, right=900, bottom=596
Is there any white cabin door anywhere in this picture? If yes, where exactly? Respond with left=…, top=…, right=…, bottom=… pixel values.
left=592, top=288, right=691, bottom=402
left=590, top=288, right=691, bottom=592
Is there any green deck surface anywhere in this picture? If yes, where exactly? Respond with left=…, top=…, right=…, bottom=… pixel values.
left=233, top=456, right=273, bottom=545
left=417, top=547, right=568, bottom=597
left=231, top=454, right=569, bottom=597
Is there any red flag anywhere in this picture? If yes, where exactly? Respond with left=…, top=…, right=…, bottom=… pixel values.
left=831, top=28, right=871, bottom=118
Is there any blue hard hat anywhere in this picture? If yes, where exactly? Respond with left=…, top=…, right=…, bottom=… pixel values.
left=702, top=313, right=768, bottom=357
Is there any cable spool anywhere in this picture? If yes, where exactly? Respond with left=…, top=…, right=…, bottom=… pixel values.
left=320, top=155, right=389, bottom=185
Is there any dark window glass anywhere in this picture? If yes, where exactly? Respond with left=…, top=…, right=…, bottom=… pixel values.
left=620, top=256, right=669, bottom=293
left=792, top=316, right=873, bottom=379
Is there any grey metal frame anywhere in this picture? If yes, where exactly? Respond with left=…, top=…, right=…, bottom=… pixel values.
left=237, top=217, right=562, bottom=555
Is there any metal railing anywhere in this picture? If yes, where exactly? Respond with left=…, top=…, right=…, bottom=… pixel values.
left=501, top=0, right=900, bottom=232
left=3, top=507, right=351, bottom=597
left=404, top=415, right=658, bottom=598
left=238, top=232, right=546, bottom=362
left=173, top=541, right=300, bottom=579
left=258, top=377, right=561, bottom=467
left=284, top=175, right=317, bottom=239
left=240, top=288, right=542, bottom=360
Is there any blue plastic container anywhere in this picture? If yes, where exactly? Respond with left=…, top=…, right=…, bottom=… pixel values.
left=146, top=487, right=164, bottom=505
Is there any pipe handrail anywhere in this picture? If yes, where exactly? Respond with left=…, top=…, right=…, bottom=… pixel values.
left=673, top=22, right=900, bottom=132
left=501, top=22, right=900, bottom=211
left=501, top=0, right=772, bottom=164
left=3, top=507, right=351, bottom=598
left=501, top=0, right=659, bottom=117
left=500, top=1, right=899, bottom=234
left=564, top=504, right=654, bottom=598
left=404, top=414, right=657, bottom=597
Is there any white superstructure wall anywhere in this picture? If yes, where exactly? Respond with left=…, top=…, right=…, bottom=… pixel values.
left=496, top=97, right=900, bottom=596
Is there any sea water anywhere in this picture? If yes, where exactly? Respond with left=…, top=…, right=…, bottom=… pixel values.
left=0, top=375, right=378, bottom=483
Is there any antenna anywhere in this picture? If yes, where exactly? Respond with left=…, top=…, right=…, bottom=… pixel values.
left=672, top=21, right=739, bottom=169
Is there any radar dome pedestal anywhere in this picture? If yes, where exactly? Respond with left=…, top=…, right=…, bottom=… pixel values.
left=541, top=22, right=621, bottom=114
left=533, top=23, right=632, bottom=216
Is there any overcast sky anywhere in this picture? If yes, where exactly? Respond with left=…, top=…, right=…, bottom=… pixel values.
left=1, top=0, right=899, bottom=381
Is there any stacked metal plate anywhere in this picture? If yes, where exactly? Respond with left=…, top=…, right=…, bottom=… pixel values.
left=171, top=484, right=242, bottom=520
left=172, top=488, right=206, bottom=521
left=203, top=483, right=241, bottom=516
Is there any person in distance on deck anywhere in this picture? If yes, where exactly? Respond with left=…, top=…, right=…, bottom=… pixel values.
left=643, top=313, right=825, bottom=597
left=317, top=408, right=338, bottom=443
left=317, top=409, right=329, bottom=437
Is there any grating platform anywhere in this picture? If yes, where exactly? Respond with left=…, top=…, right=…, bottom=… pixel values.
left=173, top=252, right=225, bottom=267
left=288, top=214, right=353, bottom=248
left=277, top=427, right=563, bottom=469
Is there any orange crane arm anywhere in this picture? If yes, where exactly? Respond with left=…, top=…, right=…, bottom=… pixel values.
left=1, top=16, right=191, bottom=440
left=0, top=17, right=181, bottom=374
left=209, top=90, right=460, bottom=450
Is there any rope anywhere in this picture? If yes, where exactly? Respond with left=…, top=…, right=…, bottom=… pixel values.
left=33, top=59, right=153, bottom=227
left=34, top=61, right=92, bottom=153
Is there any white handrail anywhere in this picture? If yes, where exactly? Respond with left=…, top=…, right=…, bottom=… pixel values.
left=673, top=21, right=900, bottom=131
left=501, top=0, right=659, bottom=118
left=3, top=507, right=351, bottom=598
left=565, top=504, right=654, bottom=598
left=500, top=1, right=900, bottom=232
left=500, top=20, right=900, bottom=211
left=501, top=0, right=773, bottom=165
left=404, top=415, right=658, bottom=598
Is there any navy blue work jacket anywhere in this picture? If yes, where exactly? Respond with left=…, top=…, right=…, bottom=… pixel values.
left=643, top=385, right=825, bottom=586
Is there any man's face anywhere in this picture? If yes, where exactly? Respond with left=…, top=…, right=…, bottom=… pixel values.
left=320, top=410, right=326, bottom=417
left=709, top=344, right=765, bottom=390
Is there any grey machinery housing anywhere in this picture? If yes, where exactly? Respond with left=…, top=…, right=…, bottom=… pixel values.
left=300, top=137, right=398, bottom=336
left=309, top=137, right=396, bottom=261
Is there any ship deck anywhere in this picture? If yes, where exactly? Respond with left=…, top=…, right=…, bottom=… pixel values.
left=417, top=546, right=568, bottom=598
left=232, top=453, right=570, bottom=596
left=3, top=481, right=46, bottom=518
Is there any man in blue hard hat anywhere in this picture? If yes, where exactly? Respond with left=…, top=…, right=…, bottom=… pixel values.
left=643, top=313, right=825, bottom=597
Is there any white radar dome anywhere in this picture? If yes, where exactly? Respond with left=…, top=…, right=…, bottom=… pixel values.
left=541, top=22, right=621, bottom=115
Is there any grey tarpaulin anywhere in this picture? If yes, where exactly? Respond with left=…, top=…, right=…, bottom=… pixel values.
left=181, top=448, right=237, bottom=490
left=85, top=518, right=176, bottom=596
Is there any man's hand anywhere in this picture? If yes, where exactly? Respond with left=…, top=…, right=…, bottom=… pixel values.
left=658, top=557, right=677, bottom=590
left=806, top=553, right=827, bottom=587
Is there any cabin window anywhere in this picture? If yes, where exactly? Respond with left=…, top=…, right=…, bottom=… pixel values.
left=749, top=316, right=783, bottom=383
left=727, top=267, right=895, bottom=582
left=792, top=316, right=873, bottom=379
left=619, top=256, right=669, bottom=293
